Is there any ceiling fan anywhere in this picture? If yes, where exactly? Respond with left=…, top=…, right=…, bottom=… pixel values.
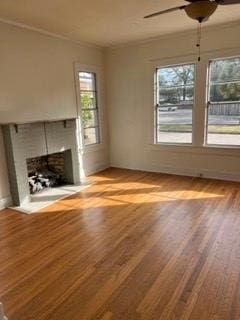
left=144, top=0, right=240, bottom=61
left=144, top=0, right=240, bottom=23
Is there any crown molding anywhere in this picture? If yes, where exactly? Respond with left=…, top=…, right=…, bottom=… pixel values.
left=0, top=14, right=240, bottom=51
left=0, top=17, right=104, bottom=50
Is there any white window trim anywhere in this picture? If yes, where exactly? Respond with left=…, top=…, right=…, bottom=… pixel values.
left=74, top=63, right=104, bottom=153
left=154, top=62, right=196, bottom=146
left=148, top=49, right=240, bottom=151
left=205, top=56, right=240, bottom=148
left=148, top=55, right=200, bottom=147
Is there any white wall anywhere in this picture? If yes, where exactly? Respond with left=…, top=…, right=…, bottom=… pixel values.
left=0, top=21, right=104, bottom=123
left=1, top=20, right=240, bottom=210
left=0, top=21, right=109, bottom=209
left=106, top=22, right=240, bottom=181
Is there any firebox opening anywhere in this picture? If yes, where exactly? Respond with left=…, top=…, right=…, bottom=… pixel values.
left=26, top=150, right=74, bottom=194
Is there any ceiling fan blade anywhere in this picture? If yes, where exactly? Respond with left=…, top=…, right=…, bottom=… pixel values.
left=144, top=5, right=186, bottom=19
left=216, top=0, right=240, bottom=4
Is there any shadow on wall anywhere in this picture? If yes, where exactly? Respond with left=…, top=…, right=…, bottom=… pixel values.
left=0, top=128, right=10, bottom=200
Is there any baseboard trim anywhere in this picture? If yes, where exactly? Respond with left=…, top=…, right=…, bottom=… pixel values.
left=83, top=162, right=110, bottom=177
left=111, top=163, right=240, bottom=182
left=0, top=196, right=12, bottom=211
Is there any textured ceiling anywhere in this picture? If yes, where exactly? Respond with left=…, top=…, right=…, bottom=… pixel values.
left=0, top=0, right=240, bottom=47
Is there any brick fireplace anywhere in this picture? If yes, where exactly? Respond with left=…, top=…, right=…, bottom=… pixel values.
left=2, top=119, right=81, bottom=207
left=26, top=150, right=74, bottom=193
left=27, top=152, right=66, bottom=176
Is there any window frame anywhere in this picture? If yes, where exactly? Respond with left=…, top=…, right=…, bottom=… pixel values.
left=79, top=72, right=100, bottom=145
left=150, top=52, right=240, bottom=151
left=75, top=64, right=102, bottom=150
left=205, top=56, right=240, bottom=148
left=154, top=62, right=197, bottom=146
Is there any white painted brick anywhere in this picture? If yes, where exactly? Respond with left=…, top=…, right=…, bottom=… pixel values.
left=5, top=120, right=80, bottom=206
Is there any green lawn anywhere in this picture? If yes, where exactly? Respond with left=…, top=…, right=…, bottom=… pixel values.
left=159, top=124, right=240, bottom=134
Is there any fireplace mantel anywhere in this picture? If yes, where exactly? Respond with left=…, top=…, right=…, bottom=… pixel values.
left=0, top=117, right=78, bottom=126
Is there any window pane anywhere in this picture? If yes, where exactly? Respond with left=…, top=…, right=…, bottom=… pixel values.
left=210, top=83, right=240, bottom=103
left=159, top=86, right=194, bottom=105
left=156, top=64, right=195, bottom=144
left=158, top=65, right=195, bottom=87
left=82, top=110, right=98, bottom=128
left=207, top=58, right=240, bottom=146
left=83, top=127, right=99, bottom=145
left=210, top=58, right=240, bottom=83
left=207, top=104, right=240, bottom=146
left=157, top=106, right=193, bottom=144
left=79, top=72, right=95, bottom=91
left=80, top=92, right=96, bottom=109
left=78, top=70, right=100, bottom=147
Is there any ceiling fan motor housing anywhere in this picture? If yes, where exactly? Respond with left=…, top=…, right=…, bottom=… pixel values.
left=185, top=1, right=218, bottom=22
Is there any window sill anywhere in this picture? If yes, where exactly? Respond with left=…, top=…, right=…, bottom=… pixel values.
left=148, top=143, right=240, bottom=157
left=204, top=143, right=240, bottom=150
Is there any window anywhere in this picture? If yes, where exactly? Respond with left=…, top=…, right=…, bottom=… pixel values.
left=207, top=57, right=240, bottom=146
left=78, top=72, right=100, bottom=146
left=155, top=63, right=195, bottom=144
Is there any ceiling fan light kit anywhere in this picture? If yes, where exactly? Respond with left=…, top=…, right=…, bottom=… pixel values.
left=185, top=1, right=218, bottom=22
left=144, top=0, right=240, bottom=21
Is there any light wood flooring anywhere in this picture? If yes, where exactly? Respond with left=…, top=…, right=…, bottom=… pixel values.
left=0, top=168, right=240, bottom=320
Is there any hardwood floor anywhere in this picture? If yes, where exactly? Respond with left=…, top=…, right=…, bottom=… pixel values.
left=0, top=168, right=240, bottom=320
